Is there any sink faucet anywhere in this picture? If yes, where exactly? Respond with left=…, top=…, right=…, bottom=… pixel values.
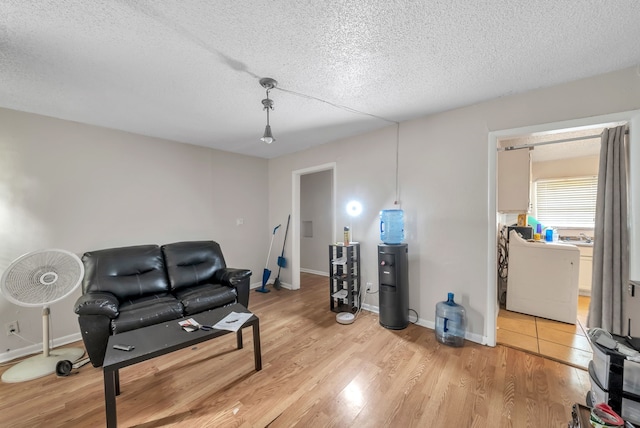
left=579, top=233, right=592, bottom=243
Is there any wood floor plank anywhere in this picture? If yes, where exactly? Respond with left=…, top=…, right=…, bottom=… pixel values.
left=0, top=273, right=589, bottom=427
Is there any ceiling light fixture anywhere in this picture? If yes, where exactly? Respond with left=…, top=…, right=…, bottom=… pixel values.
left=259, top=77, right=277, bottom=144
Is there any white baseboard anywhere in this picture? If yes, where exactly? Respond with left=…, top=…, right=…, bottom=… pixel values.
left=360, top=305, right=485, bottom=346
left=250, top=280, right=292, bottom=290
left=248, top=283, right=489, bottom=347
left=249, top=269, right=327, bottom=290
left=300, top=268, right=329, bottom=276
left=361, top=303, right=379, bottom=313
left=0, top=332, right=83, bottom=364
left=404, top=316, right=485, bottom=345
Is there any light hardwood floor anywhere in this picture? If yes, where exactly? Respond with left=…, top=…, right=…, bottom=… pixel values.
left=0, top=273, right=590, bottom=427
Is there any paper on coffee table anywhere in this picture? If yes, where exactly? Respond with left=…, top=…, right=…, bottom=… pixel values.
left=213, top=311, right=253, bottom=332
left=179, top=318, right=200, bottom=332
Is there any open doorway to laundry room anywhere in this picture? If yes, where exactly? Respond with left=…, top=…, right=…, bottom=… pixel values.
left=494, top=120, right=626, bottom=369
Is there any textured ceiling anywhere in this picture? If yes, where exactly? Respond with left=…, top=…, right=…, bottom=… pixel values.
left=2, top=1, right=640, bottom=159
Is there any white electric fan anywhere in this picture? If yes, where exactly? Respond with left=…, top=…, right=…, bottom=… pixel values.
left=0, top=249, right=85, bottom=383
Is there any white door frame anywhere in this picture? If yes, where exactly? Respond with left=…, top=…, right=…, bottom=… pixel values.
left=486, top=110, right=639, bottom=346
left=291, top=162, right=337, bottom=290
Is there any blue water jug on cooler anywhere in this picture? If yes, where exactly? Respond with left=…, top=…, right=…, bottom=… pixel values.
left=435, top=292, right=467, bottom=347
left=380, top=209, right=404, bottom=244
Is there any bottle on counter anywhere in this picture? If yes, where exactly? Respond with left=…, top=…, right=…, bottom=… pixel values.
left=545, top=227, right=553, bottom=242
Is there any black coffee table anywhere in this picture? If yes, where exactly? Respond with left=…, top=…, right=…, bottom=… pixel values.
left=102, top=303, right=261, bottom=427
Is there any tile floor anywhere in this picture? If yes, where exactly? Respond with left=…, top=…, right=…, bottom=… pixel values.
left=497, top=296, right=592, bottom=369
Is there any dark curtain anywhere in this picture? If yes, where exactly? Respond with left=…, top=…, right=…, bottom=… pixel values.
left=588, top=125, right=629, bottom=334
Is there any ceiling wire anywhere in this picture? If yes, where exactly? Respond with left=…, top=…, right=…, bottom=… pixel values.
left=274, top=85, right=402, bottom=206
left=394, top=122, right=400, bottom=205
left=274, top=86, right=398, bottom=125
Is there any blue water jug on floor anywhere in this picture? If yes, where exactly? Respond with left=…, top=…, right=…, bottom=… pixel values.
left=380, top=209, right=404, bottom=244
left=435, top=292, right=467, bottom=347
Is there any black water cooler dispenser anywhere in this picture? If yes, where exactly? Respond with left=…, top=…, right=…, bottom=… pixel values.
left=378, top=244, right=409, bottom=329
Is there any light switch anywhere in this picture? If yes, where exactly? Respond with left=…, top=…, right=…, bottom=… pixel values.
left=236, top=218, right=244, bottom=226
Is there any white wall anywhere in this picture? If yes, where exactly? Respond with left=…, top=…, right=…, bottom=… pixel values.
left=0, top=108, right=268, bottom=361
left=270, top=127, right=398, bottom=304
left=300, top=170, right=332, bottom=275
left=533, top=155, right=599, bottom=181
left=268, top=66, right=640, bottom=343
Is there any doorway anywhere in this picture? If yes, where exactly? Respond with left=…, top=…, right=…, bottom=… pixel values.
left=486, top=110, right=640, bottom=348
left=291, top=163, right=336, bottom=290
left=495, top=127, right=603, bottom=367
left=300, top=170, right=333, bottom=276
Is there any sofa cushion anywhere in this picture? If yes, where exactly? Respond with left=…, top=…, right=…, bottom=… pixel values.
left=82, top=245, right=170, bottom=301
left=111, top=293, right=183, bottom=334
left=174, top=283, right=237, bottom=315
left=162, top=241, right=226, bottom=291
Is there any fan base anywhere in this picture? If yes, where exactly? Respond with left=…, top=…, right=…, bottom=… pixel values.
left=2, top=347, right=85, bottom=383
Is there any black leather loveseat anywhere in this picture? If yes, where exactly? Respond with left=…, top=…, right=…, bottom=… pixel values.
left=74, top=241, right=252, bottom=367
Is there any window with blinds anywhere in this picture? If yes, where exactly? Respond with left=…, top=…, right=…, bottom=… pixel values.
left=534, top=176, right=598, bottom=228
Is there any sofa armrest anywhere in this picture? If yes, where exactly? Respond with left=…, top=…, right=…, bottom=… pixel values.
left=214, top=268, right=252, bottom=308
left=215, top=268, right=252, bottom=286
left=74, top=292, right=120, bottom=318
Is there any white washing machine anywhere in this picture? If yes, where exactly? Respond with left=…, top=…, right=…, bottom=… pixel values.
left=506, top=230, right=580, bottom=324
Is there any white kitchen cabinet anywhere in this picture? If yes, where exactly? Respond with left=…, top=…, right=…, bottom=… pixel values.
left=578, top=245, right=593, bottom=295
left=497, top=148, right=531, bottom=213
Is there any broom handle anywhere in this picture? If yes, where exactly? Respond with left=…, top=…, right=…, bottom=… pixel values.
left=265, top=224, right=281, bottom=266
left=265, top=234, right=275, bottom=266
left=280, top=215, right=291, bottom=257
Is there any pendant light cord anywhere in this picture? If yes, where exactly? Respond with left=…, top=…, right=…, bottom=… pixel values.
left=395, top=122, right=400, bottom=205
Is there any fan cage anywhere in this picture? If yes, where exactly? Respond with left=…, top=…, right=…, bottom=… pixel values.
left=0, top=249, right=84, bottom=307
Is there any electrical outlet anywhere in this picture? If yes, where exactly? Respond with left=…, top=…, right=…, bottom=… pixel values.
left=5, top=321, right=19, bottom=336
left=366, top=282, right=373, bottom=291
